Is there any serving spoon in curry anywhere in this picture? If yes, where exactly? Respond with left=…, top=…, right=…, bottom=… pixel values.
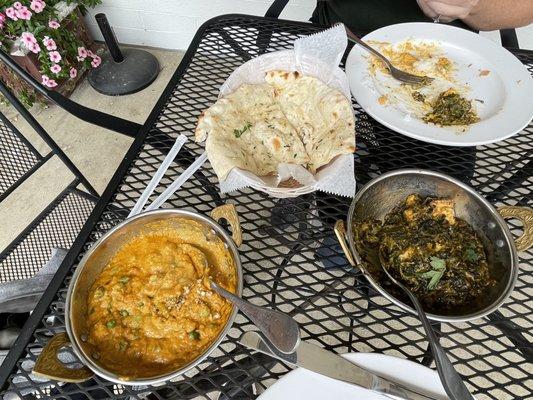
left=210, top=280, right=300, bottom=354
left=378, top=253, right=473, bottom=400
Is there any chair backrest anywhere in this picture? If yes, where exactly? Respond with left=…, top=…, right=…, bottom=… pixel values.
left=0, top=48, right=142, bottom=138
left=265, top=0, right=289, bottom=18
left=0, top=80, right=98, bottom=198
left=500, top=29, right=519, bottom=49
left=0, top=110, right=44, bottom=202
left=0, top=80, right=99, bottom=288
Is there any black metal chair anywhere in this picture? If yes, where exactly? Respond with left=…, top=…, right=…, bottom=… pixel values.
left=0, top=80, right=98, bottom=308
left=0, top=49, right=143, bottom=139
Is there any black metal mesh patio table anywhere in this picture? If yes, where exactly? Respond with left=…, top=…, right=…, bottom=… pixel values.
left=1, top=14, right=532, bottom=400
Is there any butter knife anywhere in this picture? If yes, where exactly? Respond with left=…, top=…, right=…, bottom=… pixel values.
left=240, top=331, right=445, bottom=400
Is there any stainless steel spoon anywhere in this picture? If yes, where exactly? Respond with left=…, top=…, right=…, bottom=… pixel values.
left=210, top=280, right=300, bottom=354
left=378, top=254, right=473, bottom=400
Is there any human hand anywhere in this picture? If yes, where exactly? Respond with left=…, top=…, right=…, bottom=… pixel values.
left=416, top=0, right=480, bottom=22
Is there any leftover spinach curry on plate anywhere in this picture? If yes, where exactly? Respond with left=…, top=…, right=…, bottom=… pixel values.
left=86, top=218, right=236, bottom=379
left=368, top=40, right=481, bottom=128
left=354, top=194, right=495, bottom=313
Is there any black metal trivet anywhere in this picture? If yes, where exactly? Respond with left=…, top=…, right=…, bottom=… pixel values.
left=1, top=14, right=531, bottom=400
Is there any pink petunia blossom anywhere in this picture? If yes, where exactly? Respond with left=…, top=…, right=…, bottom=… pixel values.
left=48, top=19, right=59, bottom=29
left=21, top=32, right=40, bottom=53
left=69, top=67, right=77, bottom=79
left=41, top=74, right=49, bottom=85
left=5, top=7, right=17, bottom=20
left=13, top=2, right=22, bottom=9
left=28, top=41, right=40, bottom=53
left=30, top=0, right=45, bottom=13
left=91, top=55, right=101, bottom=68
left=87, top=49, right=95, bottom=58
left=21, top=32, right=37, bottom=47
left=77, top=47, right=87, bottom=59
left=0, top=13, right=6, bottom=29
left=16, top=6, right=32, bottom=20
left=46, top=79, right=58, bottom=88
left=43, top=36, right=56, bottom=50
left=50, top=64, right=61, bottom=74
left=48, top=50, right=61, bottom=63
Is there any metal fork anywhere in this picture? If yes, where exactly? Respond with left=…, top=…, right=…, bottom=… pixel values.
left=344, top=25, right=433, bottom=85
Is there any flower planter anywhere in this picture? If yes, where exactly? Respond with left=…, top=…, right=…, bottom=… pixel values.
left=0, top=1, right=103, bottom=107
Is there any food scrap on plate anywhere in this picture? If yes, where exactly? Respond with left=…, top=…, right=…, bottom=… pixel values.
left=368, top=39, right=481, bottom=128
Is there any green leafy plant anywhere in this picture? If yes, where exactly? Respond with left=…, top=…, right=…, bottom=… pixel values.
left=418, top=256, right=447, bottom=291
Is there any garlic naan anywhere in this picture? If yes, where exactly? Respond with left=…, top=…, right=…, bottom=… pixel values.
left=195, top=71, right=355, bottom=181
left=265, top=70, right=356, bottom=173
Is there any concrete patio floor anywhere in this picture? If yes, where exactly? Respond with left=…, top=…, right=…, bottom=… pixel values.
left=0, top=47, right=184, bottom=252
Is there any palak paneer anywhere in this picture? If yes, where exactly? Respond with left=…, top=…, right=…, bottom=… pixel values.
left=354, top=194, right=495, bottom=313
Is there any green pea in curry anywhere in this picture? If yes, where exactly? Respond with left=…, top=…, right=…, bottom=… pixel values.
left=354, top=194, right=495, bottom=313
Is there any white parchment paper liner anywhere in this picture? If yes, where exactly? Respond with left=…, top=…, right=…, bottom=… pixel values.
left=217, top=24, right=356, bottom=198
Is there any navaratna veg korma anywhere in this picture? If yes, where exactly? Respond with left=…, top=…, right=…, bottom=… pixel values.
left=86, top=218, right=237, bottom=379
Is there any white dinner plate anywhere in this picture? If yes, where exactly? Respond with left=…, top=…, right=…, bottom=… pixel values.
left=346, top=23, right=533, bottom=147
left=257, top=352, right=449, bottom=400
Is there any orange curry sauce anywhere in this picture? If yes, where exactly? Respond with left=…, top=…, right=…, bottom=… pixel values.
left=86, top=219, right=236, bottom=379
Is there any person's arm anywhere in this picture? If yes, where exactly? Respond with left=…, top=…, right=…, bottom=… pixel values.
left=418, top=0, right=533, bottom=31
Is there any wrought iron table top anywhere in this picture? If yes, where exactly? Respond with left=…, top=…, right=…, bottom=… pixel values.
left=1, top=14, right=532, bottom=400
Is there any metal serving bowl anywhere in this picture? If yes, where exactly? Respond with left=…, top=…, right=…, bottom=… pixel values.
left=335, top=169, right=532, bottom=323
left=33, top=205, right=243, bottom=386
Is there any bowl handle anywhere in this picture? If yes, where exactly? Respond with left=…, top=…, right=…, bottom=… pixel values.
left=497, top=206, right=533, bottom=252
left=32, top=332, right=93, bottom=383
left=334, top=220, right=356, bottom=267
left=211, top=204, right=243, bottom=247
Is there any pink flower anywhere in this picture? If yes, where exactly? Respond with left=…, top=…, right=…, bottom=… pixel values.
left=48, top=50, right=61, bottom=63
left=21, top=32, right=37, bottom=46
left=16, top=6, right=32, bottom=20
left=28, top=41, right=40, bottom=53
left=0, top=13, right=6, bottom=29
left=42, top=75, right=57, bottom=88
left=5, top=7, right=18, bottom=20
left=69, top=67, right=77, bottom=79
left=21, top=32, right=40, bottom=53
left=43, top=36, right=56, bottom=50
left=50, top=64, right=61, bottom=74
left=30, top=0, right=45, bottom=13
left=48, top=19, right=59, bottom=29
left=91, top=55, right=101, bottom=68
left=76, top=56, right=84, bottom=62
left=77, top=47, right=87, bottom=59
left=87, top=49, right=95, bottom=58
left=13, top=2, right=22, bottom=9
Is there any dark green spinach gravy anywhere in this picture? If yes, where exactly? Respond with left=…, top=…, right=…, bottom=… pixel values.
left=354, top=194, right=495, bottom=313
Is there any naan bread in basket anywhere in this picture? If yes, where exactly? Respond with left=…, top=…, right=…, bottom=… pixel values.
left=195, top=70, right=355, bottom=183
